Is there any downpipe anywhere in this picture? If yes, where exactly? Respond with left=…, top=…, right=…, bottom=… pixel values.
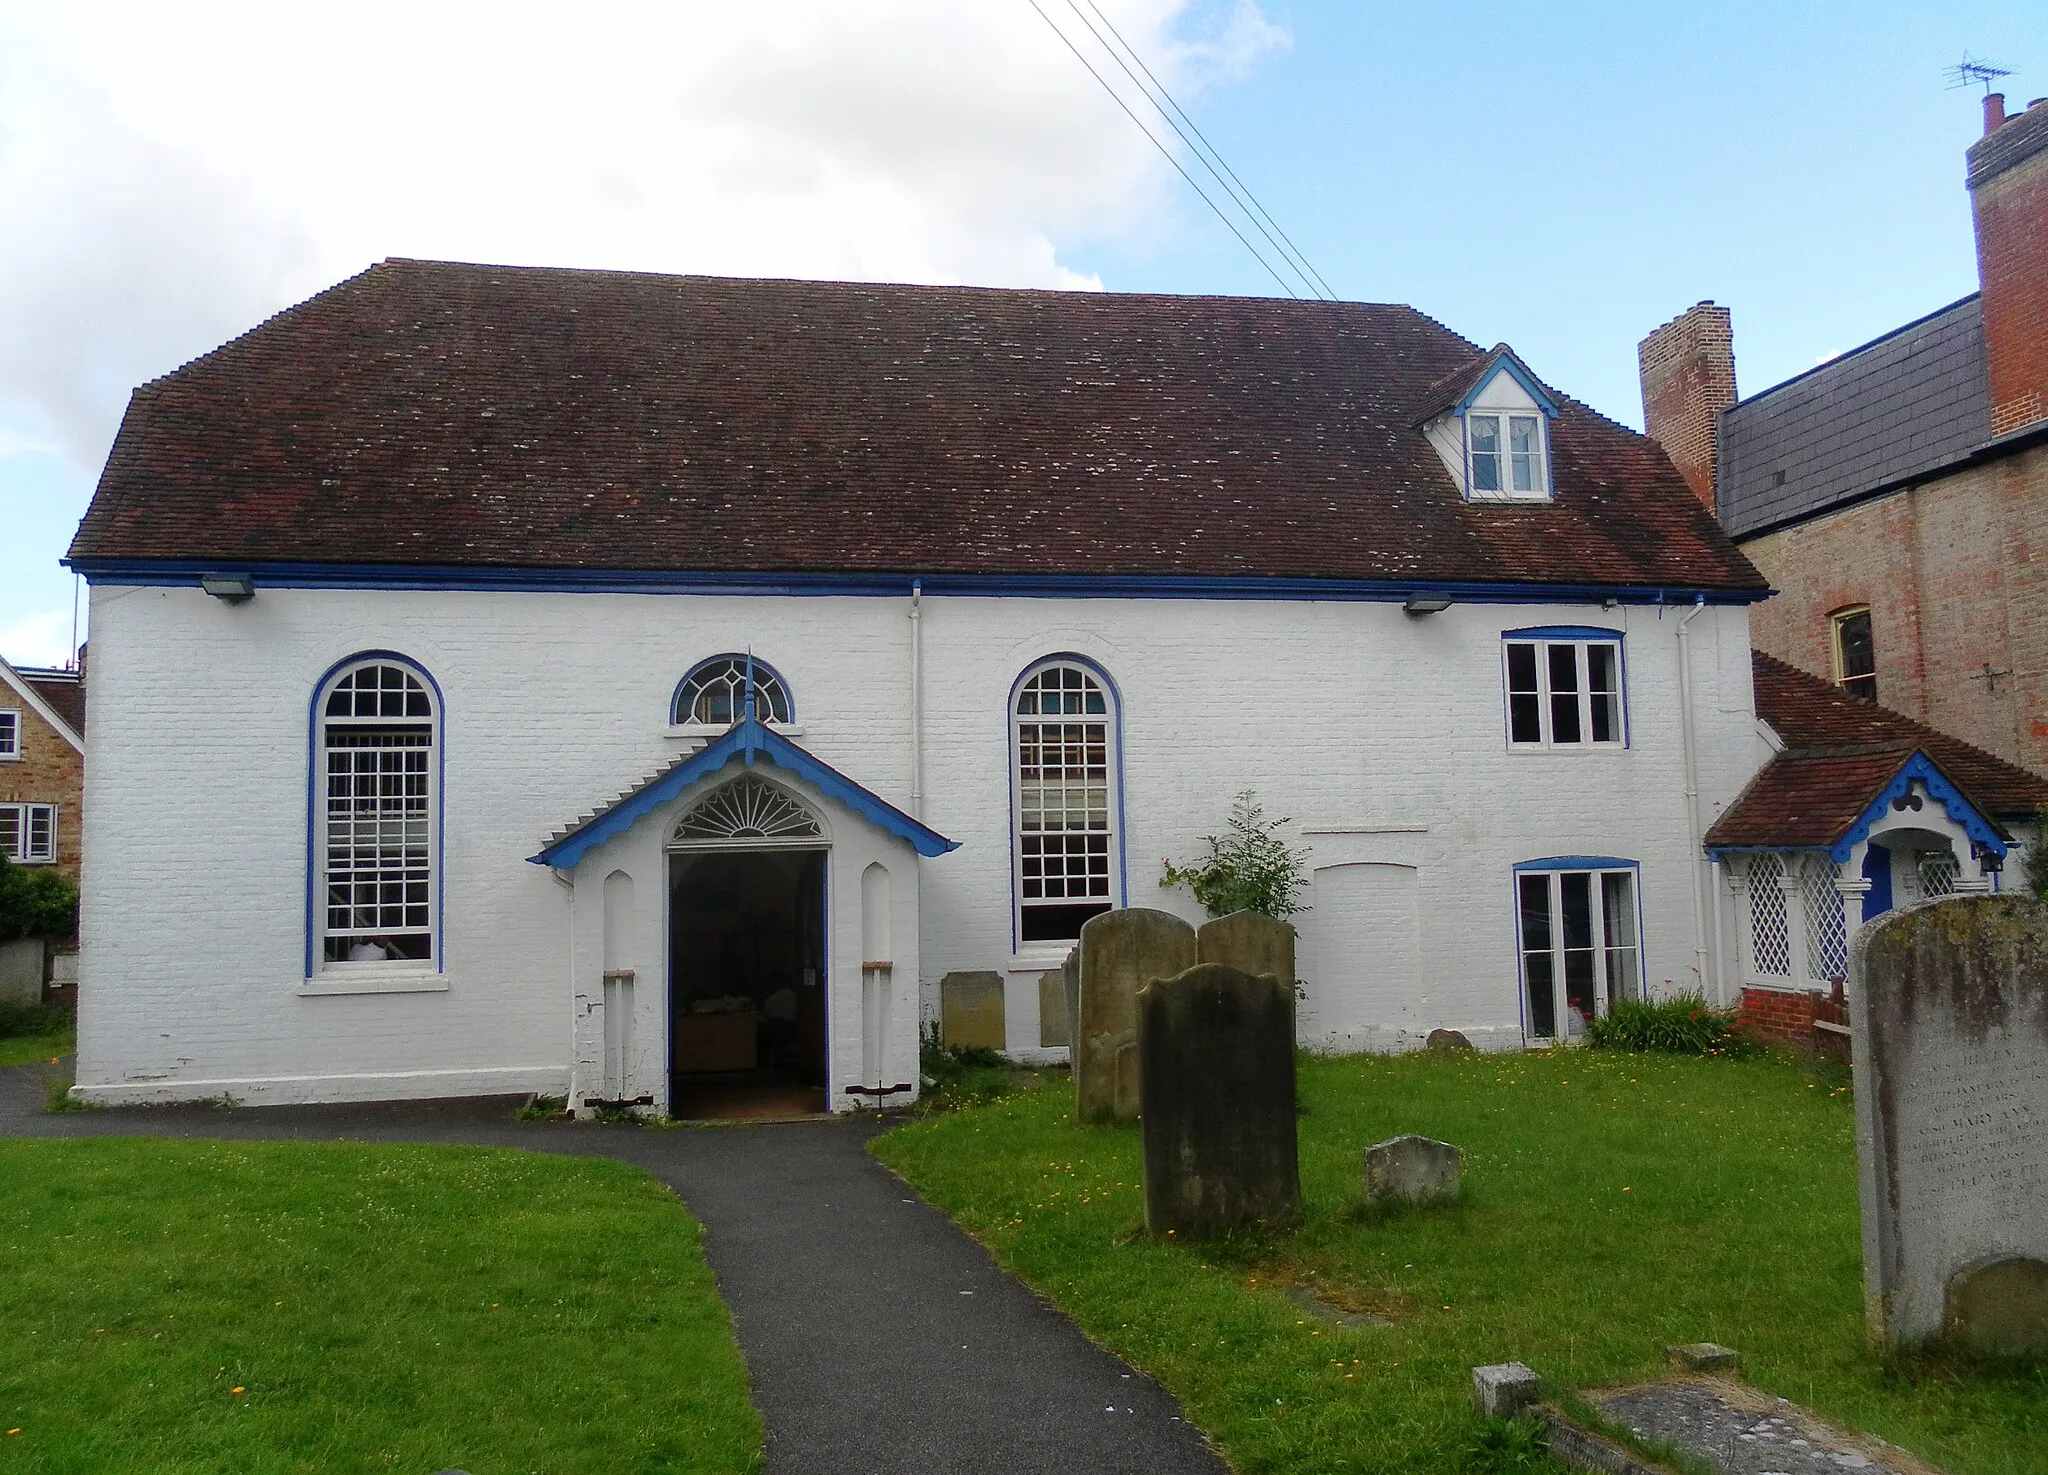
left=1675, top=598, right=1711, bottom=998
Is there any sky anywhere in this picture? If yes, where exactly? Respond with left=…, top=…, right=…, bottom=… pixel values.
left=1, top=0, right=2041, bottom=667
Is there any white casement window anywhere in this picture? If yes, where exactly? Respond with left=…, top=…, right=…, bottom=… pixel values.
left=1516, top=863, right=1641, bottom=1041
left=1468, top=412, right=1548, bottom=498
left=0, top=803, right=56, bottom=863
left=671, top=655, right=794, bottom=727
left=1013, top=660, right=1121, bottom=944
left=0, top=709, right=19, bottom=759
left=318, top=660, right=437, bottom=967
left=1503, top=634, right=1624, bottom=748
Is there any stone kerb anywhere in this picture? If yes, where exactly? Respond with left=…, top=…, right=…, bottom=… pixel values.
left=1196, top=910, right=1295, bottom=987
left=1138, top=963, right=1300, bottom=1238
left=1849, top=894, right=2048, bottom=1354
left=1076, top=909, right=1196, bottom=1125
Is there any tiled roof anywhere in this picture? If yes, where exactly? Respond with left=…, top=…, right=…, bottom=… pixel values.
left=18, top=670, right=85, bottom=736
left=1703, top=652, right=2048, bottom=851
left=1718, top=296, right=1990, bottom=539
left=71, top=260, right=1766, bottom=594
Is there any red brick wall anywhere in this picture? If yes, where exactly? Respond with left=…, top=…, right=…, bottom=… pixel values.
left=1739, top=985, right=1823, bottom=1049
left=1638, top=302, right=1736, bottom=512
left=1739, top=439, right=2048, bottom=775
left=1972, top=99, right=2048, bottom=437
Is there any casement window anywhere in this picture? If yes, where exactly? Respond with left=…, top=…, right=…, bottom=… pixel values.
left=0, top=803, right=56, bottom=863
left=672, top=655, right=793, bottom=727
left=0, top=709, right=19, bottom=759
left=1830, top=607, right=1875, bottom=701
left=1515, top=861, right=1641, bottom=1041
left=1503, top=630, right=1625, bottom=747
left=1469, top=412, right=1548, bottom=497
left=1013, top=659, right=1121, bottom=944
left=317, top=659, right=437, bottom=967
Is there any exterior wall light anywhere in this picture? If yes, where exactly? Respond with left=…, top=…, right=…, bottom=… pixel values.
left=1403, top=596, right=1453, bottom=615
left=200, top=573, right=255, bottom=603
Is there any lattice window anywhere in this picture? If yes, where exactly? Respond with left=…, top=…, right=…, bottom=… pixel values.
left=673, top=656, right=793, bottom=726
left=1748, top=853, right=1791, bottom=976
left=673, top=776, right=822, bottom=845
left=320, top=661, right=435, bottom=965
left=1014, top=661, right=1118, bottom=943
left=1803, top=856, right=1849, bottom=982
left=1918, top=850, right=1960, bottom=898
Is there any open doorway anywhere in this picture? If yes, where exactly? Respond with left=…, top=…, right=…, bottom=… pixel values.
left=668, top=847, right=828, bottom=1119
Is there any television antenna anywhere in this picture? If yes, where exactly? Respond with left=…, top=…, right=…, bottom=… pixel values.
left=1944, top=54, right=2013, bottom=94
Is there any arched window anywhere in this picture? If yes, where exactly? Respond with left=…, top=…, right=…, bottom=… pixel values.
left=672, top=655, right=794, bottom=727
left=1012, top=659, right=1121, bottom=944
left=316, top=658, right=438, bottom=967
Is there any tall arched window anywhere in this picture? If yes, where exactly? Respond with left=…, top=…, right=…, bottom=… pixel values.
left=672, top=655, right=794, bottom=727
left=1013, top=659, right=1121, bottom=944
left=316, top=657, right=438, bottom=967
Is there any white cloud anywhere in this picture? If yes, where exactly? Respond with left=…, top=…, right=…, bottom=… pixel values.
left=0, top=0, right=1287, bottom=469
left=0, top=608, right=79, bottom=670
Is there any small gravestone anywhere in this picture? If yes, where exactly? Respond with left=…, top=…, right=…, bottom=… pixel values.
left=1037, top=968, right=1070, bottom=1048
left=1850, top=895, right=2048, bottom=1354
left=1197, top=909, right=1295, bottom=987
left=1076, top=909, right=1196, bottom=1125
left=1426, top=1028, right=1474, bottom=1054
left=1363, top=1134, right=1462, bottom=1207
left=1665, top=1342, right=1740, bottom=1372
left=1138, top=963, right=1299, bottom=1237
left=940, top=971, right=1005, bottom=1053
left=1471, top=1362, right=1540, bottom=1419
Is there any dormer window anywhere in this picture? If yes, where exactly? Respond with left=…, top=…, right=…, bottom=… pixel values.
left=1420, top=346, right=1560, bottom=503
left=1469, top=413, right=1547, bottom=496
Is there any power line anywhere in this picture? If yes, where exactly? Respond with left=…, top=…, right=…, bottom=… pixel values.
left=1070, top=0, right=1336, bottom=301
left=1023, top=0, right=1306, bottom=299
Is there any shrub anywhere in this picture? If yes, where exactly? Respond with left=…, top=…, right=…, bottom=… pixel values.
left=0, top=1000, right=70, bottom=1041
left=0, top=857, right=79, bottom=943
left=1584, top=992, right=1758, bottom=1057
left=1160, top=791, right=1311, bottom=921
left=916, top=1022, right=1013, bottom=1111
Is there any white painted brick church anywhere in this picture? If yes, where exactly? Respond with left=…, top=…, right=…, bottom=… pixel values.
left=65, top=260, right=1934, bottom=1112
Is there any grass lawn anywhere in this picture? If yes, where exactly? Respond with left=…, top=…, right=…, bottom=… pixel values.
left=0, top=1005, right=73, bottom=1069
left=0, top=1137, right=762, bottom=1474
left=874, top=1049, right=2046, bottom=1475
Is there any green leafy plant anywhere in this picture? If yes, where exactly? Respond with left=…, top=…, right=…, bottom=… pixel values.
left=0, top=855, right=78, bottom=943
left=2025, top=807, right=2048, bottom=900
left=1585, top=992, right=1758, bottom=1057
left=1159, top=791, right=1311, bottom=921
left=1463, top=1418, right=1559, bottom=1474
left=517, top=1094, right=569, bottom=1122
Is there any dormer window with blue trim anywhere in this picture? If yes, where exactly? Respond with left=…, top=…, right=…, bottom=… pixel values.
left=1421, top=347, right=1560, bottom=504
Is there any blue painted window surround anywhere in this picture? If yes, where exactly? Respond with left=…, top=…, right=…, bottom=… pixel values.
left=1011, top=656, right=1126, bottom=946
left=1502, top=627, right=1626, bottom=748
left=673, top=654, right=793, bottom=726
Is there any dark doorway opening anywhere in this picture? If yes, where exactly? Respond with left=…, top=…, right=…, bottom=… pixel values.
left=669, top=848, right=828, bottom=1119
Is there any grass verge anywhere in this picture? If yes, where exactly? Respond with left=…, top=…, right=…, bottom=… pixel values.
left=0, top=1002, right=73, bottom=1069
left=0, top=1137, right=762, bottom=1473
left=873, top=1048, right=2045, bottom=1475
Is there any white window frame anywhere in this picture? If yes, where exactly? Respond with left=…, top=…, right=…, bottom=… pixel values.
left=314, top=659, right=439, bottom=974
left=0, top=802, right=56, bottom=864
left=1011, top=659, right=1123, bottom=948
left=1515, top=863, right=1642, bottom=1042
left=670, top=655, right=795, bottom=736
left=1502, top=635, right=1626, bottom=749
left=0, top=709, right=19, bottom=760
left=1465, top=409, right=1550, bottom=501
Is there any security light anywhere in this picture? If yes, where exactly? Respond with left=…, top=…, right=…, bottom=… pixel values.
left=1403, top=596, right=1453, bottom=615
left=200, top=572, right=255, bottom=603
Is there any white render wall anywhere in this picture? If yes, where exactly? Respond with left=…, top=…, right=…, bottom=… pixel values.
left=73, top=582, right=1765, bottom=1104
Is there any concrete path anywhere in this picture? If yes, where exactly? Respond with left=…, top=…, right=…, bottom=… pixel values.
left=0, top=1061, right=1226, bottom=1475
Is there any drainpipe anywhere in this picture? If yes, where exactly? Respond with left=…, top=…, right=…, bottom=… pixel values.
left=1676, top=597, right=1710, bottom=995
left=909, top=580, right=924, bottom=818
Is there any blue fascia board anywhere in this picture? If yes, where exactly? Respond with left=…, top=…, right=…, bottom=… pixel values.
left=1455, top=352, right=1563, bottom=419
left=529, top=717, right=959, bottom=869
left=1502, top=625, right=1624, bottom=642
left=1513, top=855, right=1638, bottom=872
left=66, top=558, right=1767, bottom=607
left=1828, top=750, right=2007, bottom=865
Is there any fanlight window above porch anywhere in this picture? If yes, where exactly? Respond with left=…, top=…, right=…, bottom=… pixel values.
left=672, top=656, right=794, bottom=727
left=673, top=776, right=823, bottom=847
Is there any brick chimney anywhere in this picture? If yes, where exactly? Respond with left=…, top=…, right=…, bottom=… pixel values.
left=1637, top=301, right=1737, bottom=512
left=1968, top=95, right=2048, bottom=436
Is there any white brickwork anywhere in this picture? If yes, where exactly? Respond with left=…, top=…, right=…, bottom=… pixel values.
left=73, top=583, right=1769, bottom=1105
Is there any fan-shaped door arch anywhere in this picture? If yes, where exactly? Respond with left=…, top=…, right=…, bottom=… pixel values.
left=671, top=775, right=824, bottom=849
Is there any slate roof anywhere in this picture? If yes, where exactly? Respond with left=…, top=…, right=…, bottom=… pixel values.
left=1717, top=297, right=1991, bottom=539
left=70, top=259, right=1765, bottom=595
left=17, top=669, right=84, bottom=736
left=1703, top=652, right=2048, bottom=851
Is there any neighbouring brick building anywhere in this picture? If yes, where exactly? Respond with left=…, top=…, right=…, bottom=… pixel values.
left=1640, top=94, right=2048, bottom=777
left=0, top=655, right=85, bottom=883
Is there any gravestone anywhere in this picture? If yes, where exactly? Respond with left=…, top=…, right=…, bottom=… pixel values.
left=1196, top=909, right=1295, bottom=987
left=1037, top=968, right=1070, bottom=1048
left=1849, top=895, right=2048, bottom=1354
left=1060, top=948, right=1080, bottom=1059
left=1362, top=1134, right=1462, bottom=1207
left=1426, top=1028, right=1474, bottom=1054
left=940, top=971, right=1005, bottom=1053
left=1076, top=909, right=1196, bottom=1124
left=1138, top=963, right=1299, bottom=1237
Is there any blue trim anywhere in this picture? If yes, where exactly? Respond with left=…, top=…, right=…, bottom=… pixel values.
left=1454, top=352, right=1563, bottom=419
left=1827, top=751, right=2008, bottom=865
left=65, top=559, right=1768, bottom=607
left=1513, top=855, right=1637, bottom=873
left=1006, top=653, right=1129, bottom=951
left=672, top=653, right=794, bottom=725
left=1502, top=625, right=1624, bottom=642
left=530, top=716, right=958, bottom=869
left=1861, top=841, right=1892, bottom=921
left=305, top=651, right=447, bottom=979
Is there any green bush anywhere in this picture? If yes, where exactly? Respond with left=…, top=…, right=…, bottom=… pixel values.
left=0, top=856, right=79, bottom=942
left=1160, top=790, right=1311, bottom=920
left=1585, top=992, right=1758, bottom=1057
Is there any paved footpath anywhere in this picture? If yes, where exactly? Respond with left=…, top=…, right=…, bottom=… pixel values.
left=0, top=1061, right=1226, bottom=1475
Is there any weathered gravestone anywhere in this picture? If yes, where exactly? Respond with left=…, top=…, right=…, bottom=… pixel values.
left=1197, top=909, right=1295, bottom=987
left=1138, top=963, right=1300, bottom=1237
left=1426, top=1028, right=1475, bottom=1054
left=1849, top=895, right=2048, bottom=1354
left=940, top=971, right=1006, bottom=1053
left=1037, top=968, right=1070, bottom=1048
left=1363, top=1134, right=1462, bottom=1207
left=1060, top=948, right=1080, bottom=1060
left=1076, top=909, right=1196, bottom=1124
